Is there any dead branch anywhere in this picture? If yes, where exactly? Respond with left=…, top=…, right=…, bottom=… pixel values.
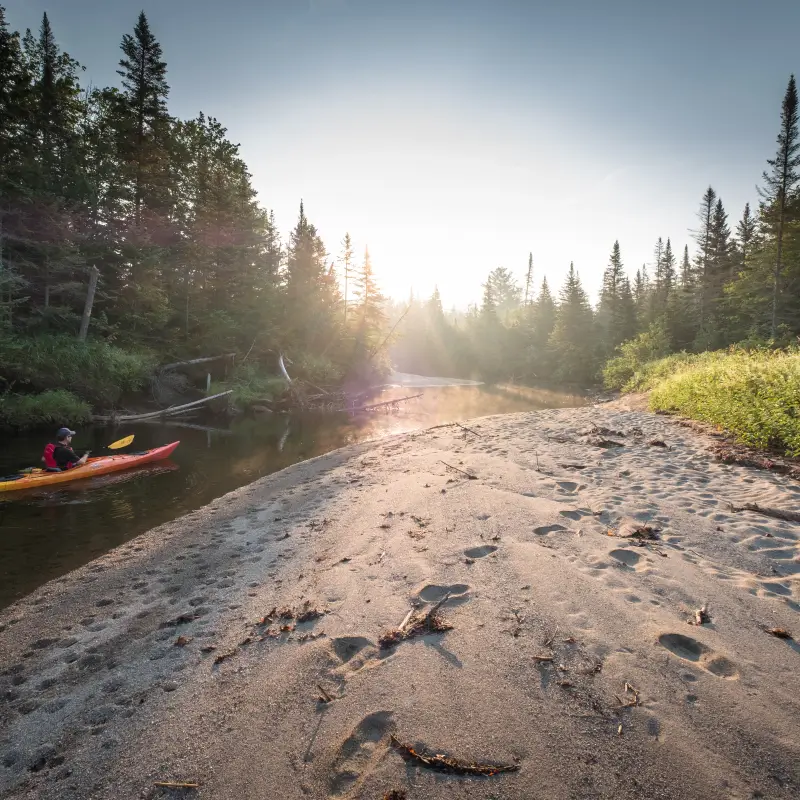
left=348, top=393, right=423, bottom=414
left=455, top=422, right=482, bottom=437
left=390, top=735, right=519, bottom=776
left=729, top=502, right=800, bottom=524
left=160, top=354, right=235, bottom=372
left=92, top=390, right=232, bottom=423
left=316, top=683, right=334, bottom=703
left=439, top=460, right=477, bottom=479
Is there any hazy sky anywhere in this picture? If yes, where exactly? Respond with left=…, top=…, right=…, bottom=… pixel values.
left=6, top=0, right=800, bottom=307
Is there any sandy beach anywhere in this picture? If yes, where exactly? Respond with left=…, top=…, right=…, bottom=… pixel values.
left=1, top=404, right=798, bottom=800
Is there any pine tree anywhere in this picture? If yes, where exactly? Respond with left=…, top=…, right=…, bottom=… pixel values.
left=339, top=232, right=354, bottom=323
left=759, top=74, right=800, bottom=336
left=680, top=245, right=692, bottom=286
left=485, top=266, right=521, bottom=321
left=599, top=240, right=632, bottom=353
left=549, top=263, right=595, bottom=384
left=523, top=252, right=534, bottom=306
left=734, top=203, right=757, bottom=275
left=693, top=186, right=717, bottom=332
left=117, top=11, right=169, bottom=227
left=351, top=246, right=386, bottom=353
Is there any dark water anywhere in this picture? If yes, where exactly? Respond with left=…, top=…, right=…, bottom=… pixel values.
left=0, top=383, right=584, bottom=608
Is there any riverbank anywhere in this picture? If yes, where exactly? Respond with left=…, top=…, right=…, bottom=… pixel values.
left=1, top=405, right=798, bottom=799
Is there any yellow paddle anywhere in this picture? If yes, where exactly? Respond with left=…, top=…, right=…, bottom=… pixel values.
left=108, top=434, right=135, bottom=450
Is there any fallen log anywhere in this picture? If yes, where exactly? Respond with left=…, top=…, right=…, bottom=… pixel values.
left=729, top=502, right=800, bottom=524
left=160, top=353, right=235, bottom=372
left=92, top=390, right=233, bottom=423
left=347, top=393, right=423, bottom=414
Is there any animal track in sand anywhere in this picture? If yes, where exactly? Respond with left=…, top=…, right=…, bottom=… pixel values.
left=658, top=633, right=739, bottom=679
left=464, top=545, right=498, bottom=559
left=328, top=710, right=395, bottom=796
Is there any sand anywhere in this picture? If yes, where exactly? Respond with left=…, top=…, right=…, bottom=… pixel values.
left=0, top=405, right=798, bottom=800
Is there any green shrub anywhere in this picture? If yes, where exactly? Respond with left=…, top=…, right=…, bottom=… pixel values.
left=602, top=321, right=673, bottom=390
left=0, top=390, right=92, bottom=431
left=210, top=364, right=287, bottom=407
left=649, top=350, right=800, bottom=456
left=0, top=334, right=155, bottom=405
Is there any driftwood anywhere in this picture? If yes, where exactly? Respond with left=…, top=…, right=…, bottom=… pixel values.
left=92, top=390, right=233, bottom=423
left=160, top=353, right=235, bottom=372
left=347, top=393, right=423, bottom=414
left=439, top=460, right=477, bottom=479
left=389, top=735, right=519, bottom=776
left=729, top=502, right=800, bottom=524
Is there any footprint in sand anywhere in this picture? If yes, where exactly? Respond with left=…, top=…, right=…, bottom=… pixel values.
left=559, top=509, right=593, bottom=521
left=658, top=633, right=739, bottom=679
left=534, top=524, right=568, bottom=536
left=328, top=711, right=395, bottom=796
left=464, top=545, right=498, bottom=559
left=609, top=549, right=642, bottom=568
left=417, top=584, right=471, bottom=603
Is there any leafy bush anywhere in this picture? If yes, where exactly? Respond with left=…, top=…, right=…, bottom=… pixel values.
left=0, top=335, right=155, bottom=406
left=649, top=350, right=800, bottom=456
left=210, top=364, right=287, bottom=407
left=602, top=321, right=673, bottom=390
left=292, top=354, right=344, bottom=386
left=0, top=390, right=91, bottom=431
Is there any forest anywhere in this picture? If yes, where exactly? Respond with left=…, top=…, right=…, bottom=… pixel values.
left=1, top=7, right=799, bottom=433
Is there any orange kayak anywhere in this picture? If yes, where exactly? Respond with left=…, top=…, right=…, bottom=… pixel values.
left=0, top=442, right=180, bottom=493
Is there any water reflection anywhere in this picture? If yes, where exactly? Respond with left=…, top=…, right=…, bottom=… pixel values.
left=0, top=382, right=584, bottom=607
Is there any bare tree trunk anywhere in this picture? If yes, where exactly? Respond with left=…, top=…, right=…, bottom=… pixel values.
left=78, top=266, right=100, bottom=341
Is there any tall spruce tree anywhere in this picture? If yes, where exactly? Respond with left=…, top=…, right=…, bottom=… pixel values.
left=599, top=240, right=633, bottom=353
left=734, top=202, right=757, bottom=275
left=523, top=252, right=534, bottom=306
left=693, top=186, right=717, bottom=333
left=759, top=74, right=800, bottom=336
left=549, top=263, right=595, bottom=384
left=339, top=232, right=354, bottom=323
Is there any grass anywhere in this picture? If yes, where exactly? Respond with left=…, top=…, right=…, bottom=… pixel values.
left=613, top=348, right=800, bottom=457
left=0, top=390, right=92, bottom=431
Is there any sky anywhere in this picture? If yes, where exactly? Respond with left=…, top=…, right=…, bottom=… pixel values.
left=5, top=0, right=800, bottom=307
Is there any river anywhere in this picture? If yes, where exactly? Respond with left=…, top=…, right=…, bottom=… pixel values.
left=0, top=380, right=585, bottom=609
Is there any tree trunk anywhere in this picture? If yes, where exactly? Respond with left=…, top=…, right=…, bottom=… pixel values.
left=78, top=266, right=100, bottom=341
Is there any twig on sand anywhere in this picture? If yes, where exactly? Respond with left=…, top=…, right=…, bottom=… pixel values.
left=379, top=596, right=453, bottom=649
left=439, top=460, right=477, bottom=479
left=729, top=502, right=800, bottom=524
left=689, top=605, right=711, bottom=626
left=533, top=655, right=554, bottom=663
left=543, top=625, right=560, bottom=648
left=763, top=626, right=793, bottom=640
left=154, top=780, right=198, bottom=791
left=455, top=422, right=482, bottom=437
left=609, top=518, right=661, bottom=541
left=316, top=683, right=334, bottom=703
left=389, top=735, right=519, bottom=776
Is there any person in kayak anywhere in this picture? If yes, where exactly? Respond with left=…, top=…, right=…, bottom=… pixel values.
left=43, top=428, right=89, bottom=470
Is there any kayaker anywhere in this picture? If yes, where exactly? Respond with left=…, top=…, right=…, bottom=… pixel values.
left=46, top=428, right=89, bottom=470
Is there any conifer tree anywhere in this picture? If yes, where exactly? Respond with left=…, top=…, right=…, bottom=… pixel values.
left=549, top=263, right=595, bottom=384
left=734, top=203, right=757, bottom=275
left=599, top=240, right=633, bottom=353
left=693, top=186, right=717, bottom=331
left=759, top=74, right=800, bottom=336
left=523, top=252, right=534, bottom=306
left=339, top=232, right=354, bottom=323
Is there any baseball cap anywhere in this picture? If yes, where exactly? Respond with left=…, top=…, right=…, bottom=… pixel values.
left=56, top=427, right=76, bottom=439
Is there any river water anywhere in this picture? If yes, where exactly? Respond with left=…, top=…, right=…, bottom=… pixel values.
left=0, top=381, right=584, bottom=608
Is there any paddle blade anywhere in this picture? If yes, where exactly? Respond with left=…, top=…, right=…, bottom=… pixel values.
left=108, top=434, right=135, bottom=450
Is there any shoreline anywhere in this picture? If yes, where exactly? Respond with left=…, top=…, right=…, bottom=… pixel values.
left=1, top=405, right=798, bottom=799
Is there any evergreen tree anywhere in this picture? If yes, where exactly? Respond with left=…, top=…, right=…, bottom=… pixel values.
left=692, top=186, right=717, bottom=333
left=734, top=202, right=757, bottom=275
left=485, top=266, right=521, bottom=321
left=523, top=252, right=534, bottom=306
left=758, top=74, right=800, bottom=336
left=339, top=232, right=354, bottom=323
left=598, top=240, right=634, bottom=353
left=680, top=245, right=692, bottom=286
left=549, top=263, right=595, bottom=384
